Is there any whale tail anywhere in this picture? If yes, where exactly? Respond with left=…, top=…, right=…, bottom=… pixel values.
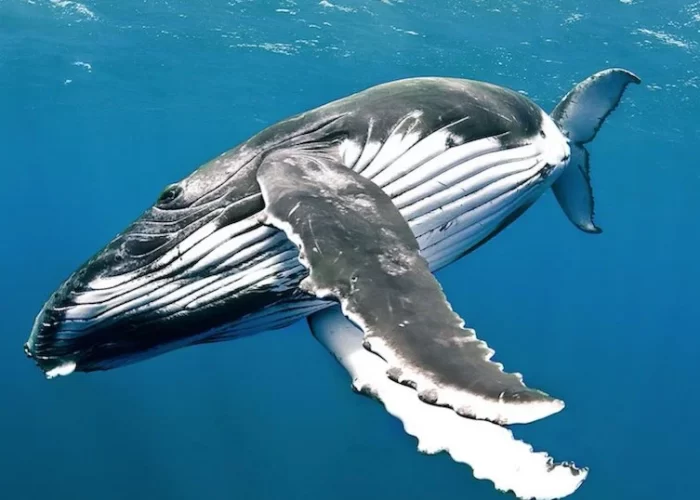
left=550, top=68, right=641, bottom=233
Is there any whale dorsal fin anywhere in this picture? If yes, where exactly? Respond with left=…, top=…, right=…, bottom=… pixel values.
left=256, top=150, right=564, bottom=426
left=550, top=68, right=640, bottom=233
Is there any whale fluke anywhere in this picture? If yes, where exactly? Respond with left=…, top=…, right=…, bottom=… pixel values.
left=551, top=68, right=641, bottom=233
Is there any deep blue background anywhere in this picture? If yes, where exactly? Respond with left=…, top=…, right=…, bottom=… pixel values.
left=1, top=1, right=699, bottom=499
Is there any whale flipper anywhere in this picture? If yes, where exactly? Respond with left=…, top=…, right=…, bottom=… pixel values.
left=309, top=306, right=587, bottom=500
left=256, top=152, right=564, bottom=425
left=551, top=68, right=640, bottom=233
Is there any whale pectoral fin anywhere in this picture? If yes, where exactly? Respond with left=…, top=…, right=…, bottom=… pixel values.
left=552, top=145, right=601, bottom=234
left=308, top=306, right=588, bottom=500
left=256, top=152, right=564, bottom=426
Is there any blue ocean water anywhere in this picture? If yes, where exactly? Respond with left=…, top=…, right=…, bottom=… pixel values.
left=1, top=0, right=699, bottom=499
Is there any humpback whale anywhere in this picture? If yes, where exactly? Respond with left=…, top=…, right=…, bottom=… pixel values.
left=25, top=68, right=640, bottom=499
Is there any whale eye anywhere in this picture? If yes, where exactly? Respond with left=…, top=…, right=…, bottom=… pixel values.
left=157, top=184, right=182, bottom=206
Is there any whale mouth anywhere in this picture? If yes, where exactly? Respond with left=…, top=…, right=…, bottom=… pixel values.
left=23, top=339, right=75, bottom=378
left=24, top=284, right=222, bottom=375
left=24, top=303, right=78, bottom=377
left=24, top=274, right=241, bottom=375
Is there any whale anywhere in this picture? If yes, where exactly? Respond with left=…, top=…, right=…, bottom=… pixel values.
left=25, top=68, right=640, bottom=499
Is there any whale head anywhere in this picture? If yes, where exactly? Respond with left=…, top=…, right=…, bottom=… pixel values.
left=23, top=149, right=302, bottom=377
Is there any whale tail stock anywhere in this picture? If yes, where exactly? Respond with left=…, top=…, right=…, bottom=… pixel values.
left=550, top=68, right=641, bottom=234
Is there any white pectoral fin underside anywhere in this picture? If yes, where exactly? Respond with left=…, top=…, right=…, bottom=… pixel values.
left=256, top=150, right=563, bottom=426
left=309, top=306, right=588, bottom=500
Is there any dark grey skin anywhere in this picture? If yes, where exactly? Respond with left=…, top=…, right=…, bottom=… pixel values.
left=258, top=152, right=559, bottom=418
left=24, top=77, right=554, bottom=376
